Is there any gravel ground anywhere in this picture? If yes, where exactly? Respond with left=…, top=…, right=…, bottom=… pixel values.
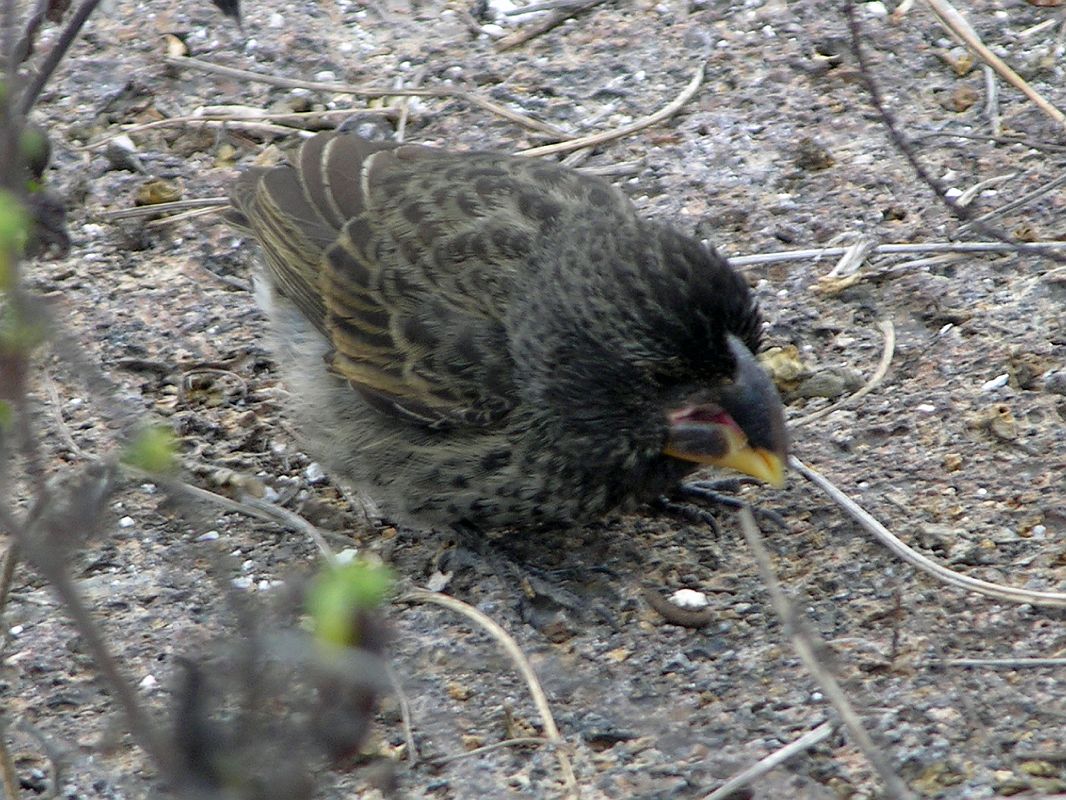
left=3, top=0, right=1065, bottom=798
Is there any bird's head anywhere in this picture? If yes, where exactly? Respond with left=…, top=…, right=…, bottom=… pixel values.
left=512, top=220, right=789, bottom=491
left=660, top=334, right=788, bottom=487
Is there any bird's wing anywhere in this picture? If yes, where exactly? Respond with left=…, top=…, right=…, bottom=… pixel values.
left=229, top=132, right=634, bottom=429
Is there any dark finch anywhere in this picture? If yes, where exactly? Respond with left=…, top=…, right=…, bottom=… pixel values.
left=226, top=132, right=788, bottom=529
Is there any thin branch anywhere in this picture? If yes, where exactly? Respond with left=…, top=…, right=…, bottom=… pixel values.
left=789, top=456, right=1066, bottom=607
left=0, top=716, right=18, bottom=800
left=19, top=0, right=104, bottom=114
left=738, top=508, right=914, bottom=800
left=0, top=498, right=177, bottom=777
left=846, top=4, right=1066, bottom=265
left=400, top=589, right=578, bottom=798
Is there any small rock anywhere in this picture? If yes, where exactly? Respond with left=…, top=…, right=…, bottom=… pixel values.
left=793, top=137, right=834, bottom=171
left=794, top=366, right=863, bottom=400
left=134, top=177, right=182, bottom=206
left=980, top=373, right=1010, bottom=392
left=1043, top=369, right=1066, bottom=395
left=669, top=588, right=709, bottom=610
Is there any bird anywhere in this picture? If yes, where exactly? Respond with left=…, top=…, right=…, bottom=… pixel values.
left=225, top=131, right=788, bottom=531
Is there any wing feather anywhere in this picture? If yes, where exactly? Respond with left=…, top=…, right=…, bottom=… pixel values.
left=229, top=131, right=635, bottom=428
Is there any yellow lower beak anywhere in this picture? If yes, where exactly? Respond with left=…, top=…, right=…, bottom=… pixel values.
left=664, top=423, right=786, bottom=487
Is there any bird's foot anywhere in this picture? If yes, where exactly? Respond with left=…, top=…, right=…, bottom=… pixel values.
left=657, top=478, right=789, bottom=533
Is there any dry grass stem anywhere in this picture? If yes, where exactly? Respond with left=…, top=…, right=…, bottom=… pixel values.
left=934, top=657, right=1066, bottom=668
left=983, top=64, right=1001, bottom=137
left=401, top=589, right=578, bottom=798
left=925, top=0, right=1066, bottom=128
left=428, top=736, right=558, bottom=766
left=503, top=0, right=600, bottom=15
left=163, top=56, right=569, bottom=139
left=795, top=320, right=895, bottom=427
left=959, top=172, right=1066, bottom=234
left=84, top=107, right=395, bottom=149
left=729, top=240, right=1066, bottom=268
left=103, top=197, right=229, bottom=220
left=128, top=470, right=351, bottom=556
left=738, top=508, right=915, bottom=800
left=825, top=237, right=878, bottom=278
left=494, top=0, right=610, bottom=51
left=517, top=62, right=705, bottom=158
left=385, top=662, right=419, bottom=764
left=955, top=172, right=1016, bottom=208
left=700, top=720, right=837, bottom=800
left=790, top=456, right=1066, bottom=607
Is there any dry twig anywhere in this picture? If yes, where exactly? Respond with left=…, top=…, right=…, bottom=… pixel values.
left=925, top=0, right=1066, bottom=128
left=163, top=56, right=569, bottom=139
left=518, top=63, right=704, bottom=158
left=728, top=240, right=1066, bottom=269
left=701, top=721, right=837, bottom=800
left=933, top=657, right=1066, bottom=669
left=795, top=321, right=895, bottom=427
left=790, top=456, right=1066, bottom=607
left=738, top=508, right=915, bottom=800
left=495, top=0, right=609, bottom=51
left=400, top=589, right=578, bottom=798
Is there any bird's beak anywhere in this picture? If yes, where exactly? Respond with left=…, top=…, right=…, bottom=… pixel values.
left=664, top=420, right=786, bottom=487
left=663, top=335, right=789, bottom=488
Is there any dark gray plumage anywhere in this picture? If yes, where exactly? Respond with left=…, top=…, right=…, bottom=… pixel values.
left=226, top=131, right=788, bottom=530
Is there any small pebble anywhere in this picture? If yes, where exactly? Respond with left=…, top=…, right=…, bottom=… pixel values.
left=139, top=674, right=158, bottom=690
left=9, top=624, right=24, bottom=636
left=118, top=516, right=135, bottom=528
left=669, top=588, right=710, bottom=610
left=980, top=373, right=1009, bottom=391
left=232, top=576, right=253, bottom=590
left=196, top=530, right=220, bottom=542
left=336, top=548, right=360, bottom=564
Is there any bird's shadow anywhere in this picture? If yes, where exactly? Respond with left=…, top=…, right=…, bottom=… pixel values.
left=384, top=478, right=789, bottom=638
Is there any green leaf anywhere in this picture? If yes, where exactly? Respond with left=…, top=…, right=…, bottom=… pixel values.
left=122, top=426, right=178, bottom=474
left=0, top=191, right=30, bottom=289
left=307, top=560, right=392, bottom=648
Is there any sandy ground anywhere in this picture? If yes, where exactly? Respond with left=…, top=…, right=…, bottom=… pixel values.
left=3, top=0, right=1065, bottom=797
